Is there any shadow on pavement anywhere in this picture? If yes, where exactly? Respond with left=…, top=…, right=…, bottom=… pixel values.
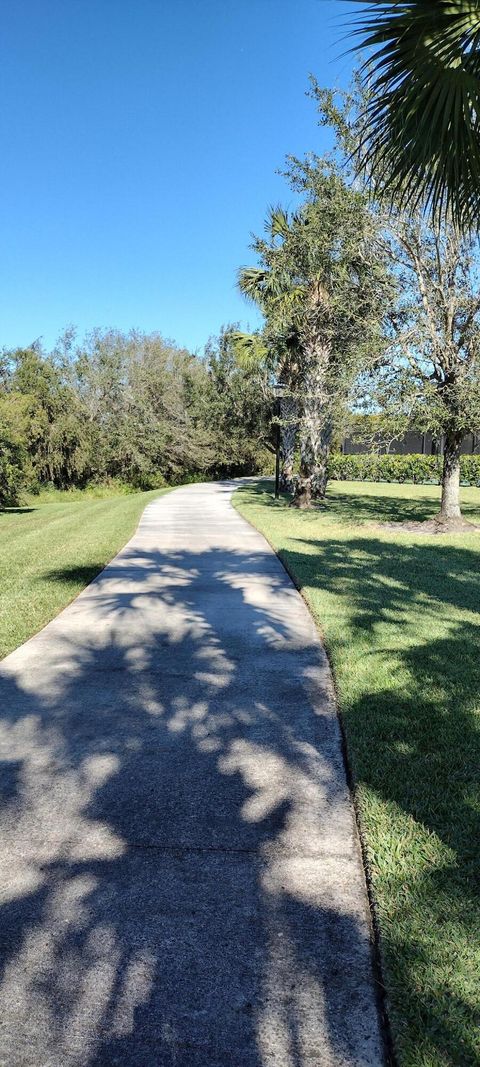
left=0, top=526, right=381, bottom=1066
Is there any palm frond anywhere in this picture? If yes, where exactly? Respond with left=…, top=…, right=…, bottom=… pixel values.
left=229, top=331, right=268, bottom=370
left=237, top=266, right=270, bottom=305
left=265, top=205, right=291, bottom=240
left=349, top=0, right=480, bottom=230
left=237, top=265, right=296, bottom=307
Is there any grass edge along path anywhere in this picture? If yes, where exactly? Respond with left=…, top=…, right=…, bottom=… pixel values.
left=0, top=487, right=171, bottom=660
left=234, top=480, right=480, bottom=1067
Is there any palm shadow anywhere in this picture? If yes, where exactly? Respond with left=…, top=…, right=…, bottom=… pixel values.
left=42, top=563, right=108, bottom=587
left=257, top=478, right=480, bottom=525
left=328, top=487, right=480, bottom=525
left=328, top=489, right=440, bottom=524
left=0, top=507, right=36, bottom=515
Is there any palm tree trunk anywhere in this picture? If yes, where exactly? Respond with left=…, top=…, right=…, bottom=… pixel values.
left=438, top=430, right=463, bottom=522
left=291, top=337, right=330, bottom=509
left=311, top=422, right=333, bottom=500
left=294, top=441, right=319, bottom=508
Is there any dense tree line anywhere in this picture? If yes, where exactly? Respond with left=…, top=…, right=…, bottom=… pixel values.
left=0, top=327, right=272, bottom=505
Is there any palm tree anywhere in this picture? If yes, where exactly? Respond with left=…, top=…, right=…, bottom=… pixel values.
left=239, top=165, right=390, bottom=507
left=236, top=234, right=301, bottom=494
left=238, top=206, right=328, bottom=506
left=350, top=0, right=480, bottom=230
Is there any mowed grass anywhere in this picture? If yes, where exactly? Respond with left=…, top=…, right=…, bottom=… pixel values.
left=234, top=480, right=480, bottom=1067
left=0, top=487, right=170, bottom=659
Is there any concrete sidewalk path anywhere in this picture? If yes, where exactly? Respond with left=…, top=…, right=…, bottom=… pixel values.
left=0, top=481, right=384, bottom=1067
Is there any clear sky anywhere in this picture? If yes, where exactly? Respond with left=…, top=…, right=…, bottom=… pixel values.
left=0, top=0, right=357, bottom=355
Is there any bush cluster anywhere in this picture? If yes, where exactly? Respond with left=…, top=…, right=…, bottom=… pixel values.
left=0, top=328, right=272, bottom=507
left=0, top=437, right=26, bottom=506
left=328, top=452, right=480, bottom=486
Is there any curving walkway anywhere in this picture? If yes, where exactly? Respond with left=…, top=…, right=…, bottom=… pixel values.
left=0, top=481, right=384, bottom=1066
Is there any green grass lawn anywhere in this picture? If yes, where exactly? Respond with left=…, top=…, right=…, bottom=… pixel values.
left=234, top=480, right=480, bottom=1067
left=0, top=486, right=170, bottom=659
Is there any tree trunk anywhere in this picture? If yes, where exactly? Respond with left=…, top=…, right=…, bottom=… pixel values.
left=291, top=340, right=331, bottom=509
left=291, top=401, right=323, bottom=507
left=293, top=449, right=316, bottom=509
left=438, top=431, right=463, bottom=522
left=289, top=280, right=335, bottom=509
left=279, top=395, right=297, bottom=492
left=311, top=422, right=333, bottom=501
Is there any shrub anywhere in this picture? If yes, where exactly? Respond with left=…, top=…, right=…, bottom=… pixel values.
left=461, top=455, right=480, bottom=487
left=327, top=452, right=480, bottom=485
left=0, top=396, right=29, bottom=507
left=128, top=471, right=168, bottom=491
left=0, top=440, right=25, bottom=507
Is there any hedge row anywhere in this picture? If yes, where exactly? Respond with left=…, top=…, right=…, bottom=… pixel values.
left=327, top=452, right=480, bottom=486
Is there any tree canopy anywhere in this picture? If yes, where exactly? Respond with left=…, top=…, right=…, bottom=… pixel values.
left=238, top=155, right=392, bottom=506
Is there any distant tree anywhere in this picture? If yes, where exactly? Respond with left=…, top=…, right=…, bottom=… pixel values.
left=72, top=329, right=131, bottom=481
left=370, top=215, right=480, bottom=525
left=203, top=326, right=272, bottom=476
left=10, top=346, right=88, bottom=488
left=124, top=333, right=214, bottom=485
left=72, top=329, right=215, bottom=486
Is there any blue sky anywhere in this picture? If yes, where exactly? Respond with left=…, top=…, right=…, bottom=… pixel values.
left=0, top=0, right=357, bottom=355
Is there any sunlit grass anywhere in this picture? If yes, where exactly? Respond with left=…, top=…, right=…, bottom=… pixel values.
left=0, top=487, right=170, bottom=659
left=235, top=479, right=480, bottom=1067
